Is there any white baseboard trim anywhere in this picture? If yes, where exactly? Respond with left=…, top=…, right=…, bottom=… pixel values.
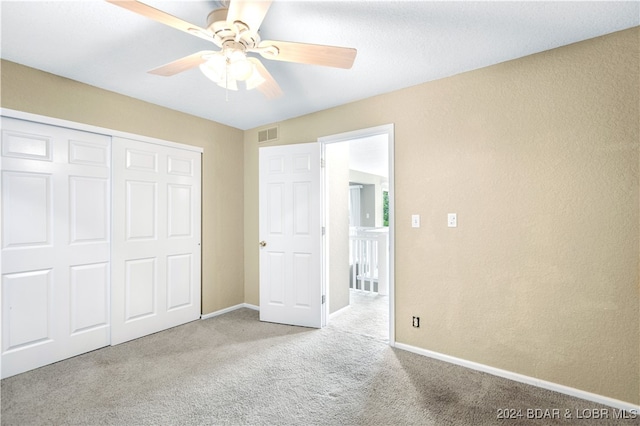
left=329, top=304, right=351, bottom=320
left=200, top=303, right=259, bottom=320
left=394, top=342, right=639, bottom=413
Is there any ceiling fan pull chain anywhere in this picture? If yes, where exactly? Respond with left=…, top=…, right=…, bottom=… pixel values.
left=225, top=58, right=230, bottom=102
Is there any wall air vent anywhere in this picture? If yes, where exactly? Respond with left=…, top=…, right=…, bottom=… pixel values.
left=258, top=126, right=279, bottom=143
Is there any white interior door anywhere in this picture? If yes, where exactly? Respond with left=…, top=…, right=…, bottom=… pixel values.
left=259, top=143, right=322, bottom=328
left=111, top=137, right=201, bottom=345
left=1, top=117, right=111, bottom=378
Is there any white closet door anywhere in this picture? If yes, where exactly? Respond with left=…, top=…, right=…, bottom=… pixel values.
left=1, top=117, right=111, bottom=378
left=111, top=137, right=201, bottom=345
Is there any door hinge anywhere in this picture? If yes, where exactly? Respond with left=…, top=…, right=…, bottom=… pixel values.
left=322, top=295, right=326, bottom=304
left=322, top=226, right=326, bottom=235
left=321, top=158, right=325, bottom=168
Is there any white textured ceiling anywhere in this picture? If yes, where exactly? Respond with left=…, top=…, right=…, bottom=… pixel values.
left=349, top=134, right=389, bottom=178
left=1, top=1, right=638, bottom=130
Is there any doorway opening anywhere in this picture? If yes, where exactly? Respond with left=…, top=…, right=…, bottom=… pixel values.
left=320, top=124, right=395, bottom=345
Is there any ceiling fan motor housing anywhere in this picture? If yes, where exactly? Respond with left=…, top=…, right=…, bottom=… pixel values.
left=207, top=8, right=259, bottom=51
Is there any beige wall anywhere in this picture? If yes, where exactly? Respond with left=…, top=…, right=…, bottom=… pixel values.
left=350, top=169, right=387, bottom=227
left=326, top=142, right=351, bottom=314
left=0, top=60, right=245, bottom=315
left=244, top=28, right=640, bottom=404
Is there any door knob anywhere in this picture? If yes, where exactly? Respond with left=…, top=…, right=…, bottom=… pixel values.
left=259, top=241, right=267, bottom=247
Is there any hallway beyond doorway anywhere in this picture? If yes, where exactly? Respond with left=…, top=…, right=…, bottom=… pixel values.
left=328, top=290, right=389, bottom=342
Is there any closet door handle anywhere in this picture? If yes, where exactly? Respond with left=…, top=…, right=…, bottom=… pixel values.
left=259, top=241, right=267, bottom=247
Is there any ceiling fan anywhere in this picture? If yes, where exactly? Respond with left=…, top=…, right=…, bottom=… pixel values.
left=106, top=0, right=358, bottom=99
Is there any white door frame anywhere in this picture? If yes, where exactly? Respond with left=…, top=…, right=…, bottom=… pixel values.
left=318, top=124, right=395, bottom=346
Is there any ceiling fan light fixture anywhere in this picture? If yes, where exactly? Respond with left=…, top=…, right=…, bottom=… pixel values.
left=229, top=56, right=253, bottom=81
left=199, top=53, right=227, bottom=83
left=199, top=50, right=256, bottom=90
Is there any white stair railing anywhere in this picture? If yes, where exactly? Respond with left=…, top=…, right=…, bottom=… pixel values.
left=349, top=227, right=388, bottom=295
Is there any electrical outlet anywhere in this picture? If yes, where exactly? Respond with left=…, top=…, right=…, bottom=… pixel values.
left=412, top=316, right=420, bottom=328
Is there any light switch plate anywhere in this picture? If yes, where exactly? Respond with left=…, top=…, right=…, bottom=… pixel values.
left=411, top=214, right=420, bottom=228
left=448, top=213, right=457, bottom=228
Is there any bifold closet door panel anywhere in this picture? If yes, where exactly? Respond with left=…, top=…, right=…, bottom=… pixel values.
left=1, top=117, right=111, bottom=378
left=111, top=137, right=201, bottom=345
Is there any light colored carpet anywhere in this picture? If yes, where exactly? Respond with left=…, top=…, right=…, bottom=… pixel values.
left=0, top=291, right=627, bottom=425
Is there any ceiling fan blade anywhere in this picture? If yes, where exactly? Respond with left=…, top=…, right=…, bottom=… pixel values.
left=148, top=51, right=216, bottom=76
left=226, top=0, right=273, bottom=32
left=257, top=40, right=357, bottom=69
left=106, top=1, right=213, bottom=42
left=248, top=58, right=283, bottom=99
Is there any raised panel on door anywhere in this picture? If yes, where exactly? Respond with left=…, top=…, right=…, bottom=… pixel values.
left=268, top=156, right=285, bottom=174
left=293, top=253, right=312, bottom=308
left=293, top=182, right=311, bottom=236
left=125, top=257, right=157, bottom=321
left=69, top=177, right=109, bottom=243
left=267, top=183, right=284, bottom=235
left=1, top=116, right=111, bottom=379
left=167, top=253, right=192, bottom=310
left=126, top=181, right=157, bottom=241
left=267, top=252, right=285, bottom=306
left=112, top=136, right=201, bottom=345
left=2, top=269, right=53, bottom=352
left=2, top=171, right=52, bottom=249
left=126, top=148, right=157, bottom=172
left=69, top=140, right=109, bottom=167
left=168, top=184, right=192, bottom=238
left=1, top=130, right=52, bottom=161
left=70, top=262, right=109, bottom=334
left=292, top=153, right=311, bottom=173
left=167, top=156, right=193, bottom=176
